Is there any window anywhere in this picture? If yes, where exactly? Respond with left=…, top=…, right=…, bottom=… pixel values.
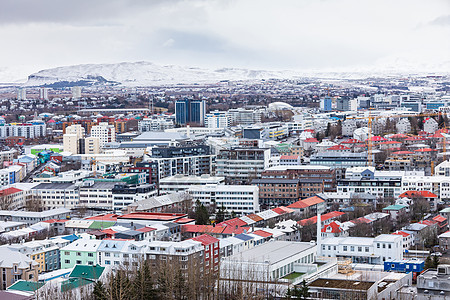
left=358, top=247, right=362, bottom=252
left=105, top=252, right=111, bottom=257
left=383, top=244, right=386, bottom=249
left=76, top=252, right=81, bottom=256
left=64, top=251, right=70, bottom=255
left=350, top=246, right=354, bottom=252
left=105, top=260, right=111, bottom=265
left=76, top=260, right=82, bottom=264
left=365, top=247, right=369, bottom=252
left=88, top=253, right=93, bottom=257
left=65, top=260, right=70, bottom=264
left=377, top=243, right=380, bottom=248
left=343, top=246, right=347, bottom=251
left=388, top=244, right=391, bottom=249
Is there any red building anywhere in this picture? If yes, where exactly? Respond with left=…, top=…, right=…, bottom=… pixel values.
left=191, top=234, right=220, bottom=275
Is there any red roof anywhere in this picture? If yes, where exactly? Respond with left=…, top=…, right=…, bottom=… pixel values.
left=174, top=218, right=195, bottom=224
left=298, top=211, right=345, bottom=226
left=414, top=148, right=437, bottom=152
left=366, top=136, right=387, bottom=142
left=136, top=227, right=156, bottom=233
left=271, top=207, right=294, bottom=215
left=351, top=217, right=372, bottom=224
left=420, top=220, right=437, bottom=226
left=399, top=190, right=438, bottom=198
left=433, top=215, right=447, bottom=223
left=86, top=214, right=118, bottom=222
left=218, top=218, right=248, bottom=227
left=191, top=234, right=220, bottom=246
left=182, top=225, right=224, bottom=234
left=392, top=231, right=410, bottom=237
left=321, top=221, right=342, bottom=233
left=288, top=196, right=324, bottom=209
left=341, top=139, right=362, bottom=144
left=280, top=155, right=299, bottom=160
left=101, top=228, right=117, bottom=235
left=304, top=138, right=319, bottom=143
left=0, top=187, right=22, bottom=196
left=221, top=226, right=250, bottom=235
left=252, top=230, right=273, bottom=238
left=327, top=145, right=350, bottom=151
left=42, top=219, right=68, bottom=224
left=246, top=214, right=264, bottom=222
left=392, top=151, right=414, bottom=155
left=380, top=141, right=401, bottom=145
left=430, top=132, right=445, bottom=139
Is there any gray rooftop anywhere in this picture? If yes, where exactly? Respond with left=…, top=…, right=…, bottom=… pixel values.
left=226, top=241, right=315, bottom=265
left=251, top=179, right=300, bottom=184
left=133, top=132, right=189, bottom=142
left=32, top=183, right=77, bottom=190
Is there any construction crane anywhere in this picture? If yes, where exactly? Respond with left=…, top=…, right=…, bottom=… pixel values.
left=348, top=111, right=446, bottom=167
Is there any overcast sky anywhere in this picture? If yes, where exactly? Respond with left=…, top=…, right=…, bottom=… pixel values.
left=0, top=0, right=449, bottom=80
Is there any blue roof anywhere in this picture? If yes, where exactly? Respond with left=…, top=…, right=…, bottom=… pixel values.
left=60, top=234, right=79, bottom=242
left=234, top=233, right=253, bottom=241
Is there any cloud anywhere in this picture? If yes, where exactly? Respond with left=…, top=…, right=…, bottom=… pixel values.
left=429, top=15, right=450, bottom=26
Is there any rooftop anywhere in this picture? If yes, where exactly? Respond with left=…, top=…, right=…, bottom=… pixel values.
left=226, top=241, right=315, bottom=265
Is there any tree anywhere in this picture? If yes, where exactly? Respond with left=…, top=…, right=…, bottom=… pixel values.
left=411, top=197, right=430, bottom=221
left=194, top=200, right=210, bottom=225
left=93, top=281, right=107, bottom=300
left=285, top=280, right=310, bottom=300
left=216, top=204, right=226, bottom=223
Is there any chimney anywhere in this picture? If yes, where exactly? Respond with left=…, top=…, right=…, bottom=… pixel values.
left=317, top=211, right=322, bottom=254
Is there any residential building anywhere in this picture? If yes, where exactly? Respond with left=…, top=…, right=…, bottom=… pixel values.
left=111, top=183, right=157, bottom=212
left=287, top=195, right=327, bottom=216
left=79, top=181, right=119, bottom=210
left=205, top=111, right=230, bottom=129
left=188, top=184, right=259, bottom=216
left=251, top=178, right=300, bottom=207
left=215, top=148, right=270, bottom=184
left=0, top=247, right=38, bottom=290
left=31, top=183, right=79, bottom=210
left=63, top=124, right=85, bottom=154
left=227, top=108, right=262, bottom=125
left=159, top=174, right=225, bottom=195
left=138, top=116, right=174, bottom=132
left=191, top=234, right=220, bottom=274
left=0, top=208, right=70, bottom=226
left=84, top=137, right=101, bottom=154
left=60, top=239, right=102, bottom=269
left=90, top=122, right=116, bottom=147
left=0, top=122, right=47, bottom=139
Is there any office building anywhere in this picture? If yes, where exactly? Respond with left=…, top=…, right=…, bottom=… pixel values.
left=159, top=174, right=225, bottom=195
left=175, top=98, right=205, bottom=126
left=320, top=96, right=332, bottom=112
left=188, top=184, right=260, bottom=216
left=205, top=111, right=230, bottom=129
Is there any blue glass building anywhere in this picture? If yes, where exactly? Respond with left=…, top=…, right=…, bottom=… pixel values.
left=175, top=99, right=205, bottom=126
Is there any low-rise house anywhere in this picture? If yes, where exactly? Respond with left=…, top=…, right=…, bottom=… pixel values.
left=0, top=247, right=39, bottom=290
left=60, top=239, right=102, bottom=269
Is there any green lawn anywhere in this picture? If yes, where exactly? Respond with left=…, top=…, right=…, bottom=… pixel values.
left=282, top=272, right=304, bottom=280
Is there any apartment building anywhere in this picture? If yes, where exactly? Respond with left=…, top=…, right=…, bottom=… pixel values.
left=60, top=239, right=102, bottom=269
left=215, top=148, right=270, bottom=184
left=31, top=183, right=79, bottom=210
left=188, top=184, right=260, bottom=216
left=0, top=121, right=47, bottom=139
left=402, top=175, right=450, bottom=201
left=159, top=174, right=225, bottom=195
left=251, top=178, right=300, bottom=207
left=149, top=144, right=214, bottom=181
left=138, top=117, right=174, bottom=132
left=262, top=165, right=336, bottom=192
left=90, top=122, right=116, bottom=147
left=79, top=181, right=118, bottom=210
left=111, top=183, right=157, bottom=212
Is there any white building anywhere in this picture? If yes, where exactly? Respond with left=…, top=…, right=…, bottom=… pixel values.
left=159, top=174, right=225, bottom=195
left=72, top=86, right=82, bottom=99
left=85, top=137, right=101, bottom=154
left=435, top=160, right=450, bottom=176
left=138, top=117, right=174, bottom=132
left=205, top=111, right=230, bottom=129
left=423, top=117, right=438, bottom=134
left=227, top=108, right=262, bottom=125
left=319, top=234, right=403, bottom=264
left=39, top=88, right=49, bottom=100
left=395, top=118, right=411, bottom=134
left=31, top=183, right=79, bottom=210
left=0, top=122, right=47, bottom=139
left=402, top=175, right=450, bottom=200
left=63, top=124, right=85, bottom=154
left=91, top=122, right=116, bottom=147
left=188, top=184, right=259, bottom=216
left=342, top=119, right=357, bottom=137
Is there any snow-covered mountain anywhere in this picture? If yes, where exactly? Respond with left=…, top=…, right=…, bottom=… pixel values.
left=24, top=61, right=300, bottom=87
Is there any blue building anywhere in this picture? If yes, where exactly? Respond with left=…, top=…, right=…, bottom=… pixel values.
left=175, top=99, right=205, bottom=126
left=321, top=96, right=332, bottom=112
left=384, top=259, right=424, bottom=273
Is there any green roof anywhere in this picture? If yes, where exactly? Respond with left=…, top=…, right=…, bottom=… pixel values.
left=61, top=277, right=89, bottom=292
left=383, top=204, right=407, bottom=211
left=88, top=221, right=115, bottom=230
left=69, top=264, right=105, bottom=281
left=7, top=280, right=45, bottom=292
